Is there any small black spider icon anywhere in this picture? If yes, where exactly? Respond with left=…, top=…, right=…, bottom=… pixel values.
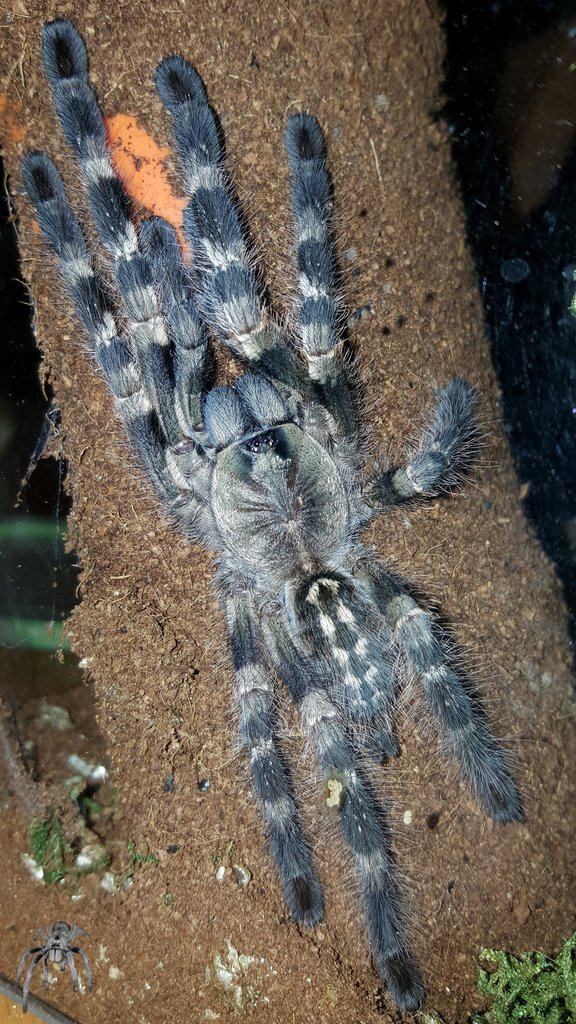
left=16, top=921, right=92, bottom=1013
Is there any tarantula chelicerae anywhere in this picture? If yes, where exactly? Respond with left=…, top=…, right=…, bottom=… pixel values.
left=16, top=921, right=92, bottom=1012
left=22, top=19, right=523, bottom=1011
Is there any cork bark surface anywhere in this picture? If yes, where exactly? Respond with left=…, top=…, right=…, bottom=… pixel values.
left=1, top=1, right=574, bottom=1022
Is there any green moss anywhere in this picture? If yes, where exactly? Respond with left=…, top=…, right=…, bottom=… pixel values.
left=211, top=839, right=235, bottom=866
left=127, top=838, right=159, bottom=865
left=29, top=807, right=70, bottom=884
left=471, top=934, right=576, bottom=1024
left=29, top=806, right=112, bottom=883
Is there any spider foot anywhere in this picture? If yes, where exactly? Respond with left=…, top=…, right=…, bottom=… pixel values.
left=285, top=874, right=324, bottom=928
left=360, top=728, right=400, bottom=764
left=475, top=768, right=525, bottom=824
left=381, top=951, right=426, bottom=1012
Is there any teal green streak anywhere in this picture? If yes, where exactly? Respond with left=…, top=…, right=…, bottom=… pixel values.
left=0, top=520, right=65, bottom=540
left=0, top=617, right=69, bottom=651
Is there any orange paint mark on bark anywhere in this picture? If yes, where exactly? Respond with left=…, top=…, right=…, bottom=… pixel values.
left=0, top=95, right=27, bottom=144
left=105, top=113, right=188, bottom=251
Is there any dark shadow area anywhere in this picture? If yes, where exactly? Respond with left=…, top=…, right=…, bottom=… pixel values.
left=0, top=152, right=80, bottom=671
left=441, top=0, right=576, bottom=655
left=0, top=154, right=109, bottom=829
left=0, top=156, right=49, bottom=514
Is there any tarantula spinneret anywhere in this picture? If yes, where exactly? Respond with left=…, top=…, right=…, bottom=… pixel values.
left=22, top=18, right=524, bottom=1011
left=16, top=921, right=92, bottom=1012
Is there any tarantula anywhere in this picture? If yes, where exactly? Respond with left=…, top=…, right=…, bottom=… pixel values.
left=22, top=19, right=523, bottom=1011
left=16, top=921, right=92, bottom=1012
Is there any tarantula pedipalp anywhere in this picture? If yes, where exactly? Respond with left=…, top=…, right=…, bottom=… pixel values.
left=16, top=921, right=92, bottom=1013
left=22, top=19, right=524, bottom=1012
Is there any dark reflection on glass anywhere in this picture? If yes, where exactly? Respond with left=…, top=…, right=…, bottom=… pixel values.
left=442, top=0, right=576, bottom=655
left=0, top=156, right=106, bottom=824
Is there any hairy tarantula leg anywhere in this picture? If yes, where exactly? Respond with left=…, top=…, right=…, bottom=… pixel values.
left=155, top=56, right=271, bottom=362
left=65, top=952, right=79, bottom=991
left=70, top=946, right=93, bottom=991
left=20, top=952, right=43, bottom=1013
left=39, top=18, right=181, bottom=447
left=284, top=115, right=340, bottom=376
left=265, top=621, right=424, bottom=1011
left=302, top=691, right=423, bottom=1010
left=366, top=378, right=480, bottom=507
left=285, top=115, right=358, bottom=436
left=227, top=595, right=324, bottom=926
left=42, top=956, right=49, bottom=989
left=368, top=569, right=524, bottom=822
left=16, top=947, right=41, bottom=984
left=21, top=153, right=191, bottom=503
left=140, top=217, right=211, bottom=438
